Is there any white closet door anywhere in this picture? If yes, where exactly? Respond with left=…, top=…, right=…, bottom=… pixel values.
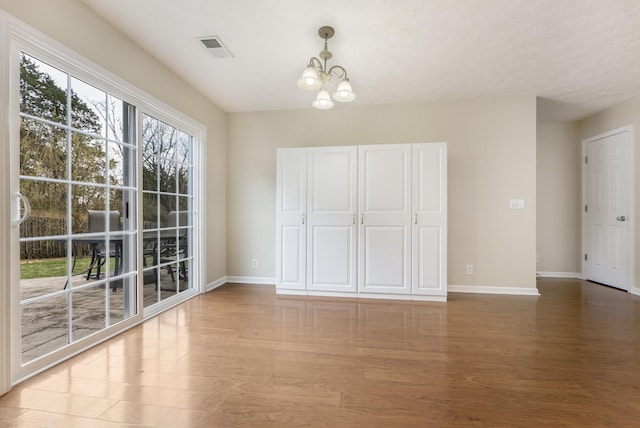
left=307, top=147, right=357, bottom=293
left=358, top=145, right=412, bottom=294
left=412, top=143, right=447, bottom=296
left=276, top=148, right=307, bottom=291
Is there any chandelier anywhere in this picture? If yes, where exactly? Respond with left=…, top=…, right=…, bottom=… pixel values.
left=297, top=26, right=356, bottom=110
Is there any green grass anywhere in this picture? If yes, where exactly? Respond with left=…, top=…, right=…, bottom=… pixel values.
left=20, top=257, right=113, bottom=280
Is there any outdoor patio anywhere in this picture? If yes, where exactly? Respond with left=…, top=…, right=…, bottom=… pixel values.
left=20, top=267, right=187, bottom=363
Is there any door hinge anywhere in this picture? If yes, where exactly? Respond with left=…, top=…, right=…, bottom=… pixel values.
left=585, top=205, right=588, bottom=213
left=585, top=156, right=588, bottom=164
left=584, top=253, right=588, bottom=261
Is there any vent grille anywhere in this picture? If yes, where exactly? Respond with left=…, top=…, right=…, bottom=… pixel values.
left=200, top=38, right=222, bottom=49
left=197, top=35, right=233, bottom=58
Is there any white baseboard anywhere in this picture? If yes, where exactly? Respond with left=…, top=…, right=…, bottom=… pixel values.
left=226, top=276, right=276, bottom=285
left=630, top=286, right=640, bottom=297
left=412, top=294, right=448, bottom=302
left=448, top=285, right=540, bottom=296
left=275, top=288, right=307, bottom=296
left=205, top=276, right=228, bottom=292
left=358, top=292, right=447, bottom=302
left=306, top=290, right=358, bottom=299
left=537, top=271, right=581, bottom=279
left=222, top=278, right=540, bottom=297
left=276, top=288, right=447, bottom=302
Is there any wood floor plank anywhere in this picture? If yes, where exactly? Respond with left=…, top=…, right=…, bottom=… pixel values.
left=3, top=409, right=142, bottom=428
left=1, top=278, right=639, bottom=426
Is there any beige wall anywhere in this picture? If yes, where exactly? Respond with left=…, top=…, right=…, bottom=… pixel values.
left=0, top=0, right=541, bottom=291
left=228, top=97, right=538, bottom=289
left=578, top=95, right=640, bottom=290
left=0, top=0, right=228, bottom=284
left=536, top=122, right=581, bottom=274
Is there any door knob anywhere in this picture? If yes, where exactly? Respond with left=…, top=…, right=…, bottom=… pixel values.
left=616, top=216, right=627, bottom=222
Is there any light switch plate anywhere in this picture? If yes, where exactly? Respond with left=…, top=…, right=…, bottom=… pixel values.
left=509, top=199, right=525, bottom=209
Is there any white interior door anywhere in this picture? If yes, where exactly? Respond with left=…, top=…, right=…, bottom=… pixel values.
left=276, top=148, right=307, bottom=291
left=412, top=143, right=447, bottom=296
left=358, top=145, right=411, bottom=294
left=307, top=147, right=357, bottom=293
left=584, top=129, right=631, bottom=290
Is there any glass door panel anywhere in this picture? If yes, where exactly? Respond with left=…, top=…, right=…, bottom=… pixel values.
left=18, top=52, right=137, bottom=365
left=142, top=114, right=194, bottom=309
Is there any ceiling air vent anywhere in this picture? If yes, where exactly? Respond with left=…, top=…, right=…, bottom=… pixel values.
left=198, top=36, right=234, bottom=58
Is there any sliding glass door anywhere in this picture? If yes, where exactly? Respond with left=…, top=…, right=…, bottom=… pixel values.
left=17, top=52, right=137, bottom=365
left=141, top=114, right=194, bottom=308
left=8, top=23, right=202, bottom=384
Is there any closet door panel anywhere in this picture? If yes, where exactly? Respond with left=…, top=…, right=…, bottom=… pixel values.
left=309, top=225, right=353, bottom=286
left=307, top=147, right=357, bottom=293
left=359, top=145, right=412, bottom=294
left=276, top=149, right=307, bottom=290
left=363, top=226, right=409, bottom=289
left=416, top=226, right=441, bottom=289
left=280, top=226, right=305, bottom=286
left=412, top=143, right=447, bottom=296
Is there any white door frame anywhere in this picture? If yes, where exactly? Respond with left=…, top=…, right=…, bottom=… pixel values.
left=581, top=125, right=635, bottom=294
left=0, top=10, right=12, bottom=397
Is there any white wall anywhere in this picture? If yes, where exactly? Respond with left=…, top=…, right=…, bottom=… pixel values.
left=578, top=96, right=640, bottom=293
left=536, top=122, right=581, bottom=276
left=227, top=97, right=538, bottom=290
left=0, top=0, right=228, bottom=285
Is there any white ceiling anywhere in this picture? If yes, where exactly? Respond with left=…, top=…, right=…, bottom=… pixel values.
left=79, top=0, right=640, bottom=122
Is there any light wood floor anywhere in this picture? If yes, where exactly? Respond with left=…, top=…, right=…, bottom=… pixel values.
left=1, top=278, right=639, bottom=427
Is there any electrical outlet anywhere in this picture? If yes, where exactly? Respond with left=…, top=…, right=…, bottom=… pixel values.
left=466, top=264, right=473, bottom=275
left=536, top=254, right=540, bottom=264
left=252, top=258, right=258, bottom=268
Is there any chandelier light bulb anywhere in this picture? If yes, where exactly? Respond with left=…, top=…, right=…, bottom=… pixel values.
left=332, top=78, right=356, bottom=102
left=312, top=89, right=334, bottom=110
left=297, top=65, right=322, bottom=91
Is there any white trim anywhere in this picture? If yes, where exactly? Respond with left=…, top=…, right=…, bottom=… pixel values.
left=412, top=295, right=448, bottom=302
left=278, top=283, right=539, bottom=299
left=227, top=276, right=276, bottom=285
left=448, top=285, right=540, bottom=296
left=630, top=287, right=640, bottom=297
left=536, top=271, right=581, bottom=279
left=306, top=291, right=357, bottom=299
left=276, top=288, right=448, bottom=302
left=0, top=11, right=12, bottom=397
left=197, top=130, right=206, bottom=296
left=581, top=125, right=634, bottom=291
left=275, top=289, right=308, bottom=296
left=205, top=276, right=227, bottom=292
left=360, top=293, right=447, bottom=302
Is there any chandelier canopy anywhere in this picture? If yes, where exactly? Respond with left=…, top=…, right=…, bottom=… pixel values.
left=297, top=26, right=356, bottom=110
